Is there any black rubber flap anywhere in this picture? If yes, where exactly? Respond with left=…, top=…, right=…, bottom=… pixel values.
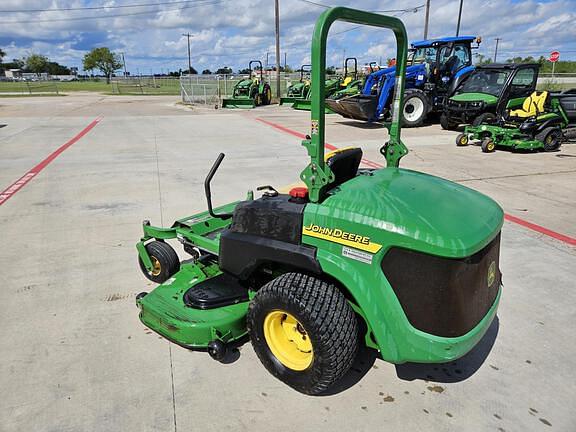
left=183, top=273, right=249, bottom=310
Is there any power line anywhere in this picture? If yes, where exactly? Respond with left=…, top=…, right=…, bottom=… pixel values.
left=0, top=0, right=210, bottom=13
left=0, top=0, right=227, bottom=24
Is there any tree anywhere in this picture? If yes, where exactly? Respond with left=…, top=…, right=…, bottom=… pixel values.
left=25, top=54, right=49, bottom=76
left=0, top=48, right=5, bottom=64
left=82, top=47, right=122, bottom=84
left=216, top=66, right=232, bottom=75
left=202, top=69, right=212, bottom=74
left=46, top=61, right=71, bottom=75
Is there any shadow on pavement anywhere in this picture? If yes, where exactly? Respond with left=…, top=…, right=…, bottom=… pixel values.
left=395, top=316, right=500, bottom=383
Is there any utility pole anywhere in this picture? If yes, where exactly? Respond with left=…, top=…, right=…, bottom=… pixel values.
left=455, top=0, right=464, bottom=36
left=423, top=0, right=431, bottom=39
left=284, top=52, right=287, bottom=71
left=494, top=38, right=501, bottom=62
left=182, top=32, right=192, bottom=75
left=275, top=0, right=281, bottom=98
left=120, top=52, right=127, bottom=77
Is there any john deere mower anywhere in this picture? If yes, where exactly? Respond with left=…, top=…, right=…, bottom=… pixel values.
left=292, top=57, right=359, bottom=111
left=222, top=60, right=272, bottom=109
left=456, top=88, right=576, bottom=152
left=280, top=65, right=311, bottom=106
left=136, top=7, right=503, bottom=395
left=441, top=63, right=539, bottom=129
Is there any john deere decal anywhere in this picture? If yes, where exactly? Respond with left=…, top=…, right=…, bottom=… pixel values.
left=302, top=224, right=382, bottom=254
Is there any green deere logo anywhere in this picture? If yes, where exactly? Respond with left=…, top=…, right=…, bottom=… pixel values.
left=487, top=261, right=496, bottom=287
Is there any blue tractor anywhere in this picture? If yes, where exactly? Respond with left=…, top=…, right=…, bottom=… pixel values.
left=326, top=36, right=480, bottom=127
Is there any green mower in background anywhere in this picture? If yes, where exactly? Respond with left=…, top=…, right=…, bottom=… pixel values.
left=456, top=88, right=576, bottom=152
left=221, top=60, right=272, bottom=109
left=136, top=7, right=503, bottom=395
left=291, top=57, right=360, bottom=111
left=280, top=64, right=312, bottom=106
left=441, top=63, right=540, bottom=129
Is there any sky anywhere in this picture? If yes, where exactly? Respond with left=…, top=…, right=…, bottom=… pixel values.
left=0, top=0, right=575, bottom=75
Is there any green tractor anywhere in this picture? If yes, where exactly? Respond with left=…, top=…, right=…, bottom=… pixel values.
left=292, top=57, right=359, bottom=111
left=441, top=63, right=539, bottom=129
left=456, top=88, right=576, bottom=152
left=280, top=64, right=312, bottom=106
left=222, top=60, right=272, bottom=109
left=135, top=7, right=503, bottom=395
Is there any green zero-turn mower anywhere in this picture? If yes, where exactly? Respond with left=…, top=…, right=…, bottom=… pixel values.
left=279, top=65, right=312, bottom=106
left=441, top=63, right=540, bottom=129
left=456, top=88, right=576, bottom=152
left=135, top=7, right=503, bottom=395
left=221, top=60, right=272, bottom=109
left=291, top=57, right=359, bottom=111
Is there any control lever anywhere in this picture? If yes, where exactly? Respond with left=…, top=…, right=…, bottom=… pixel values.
left=256, top=185, right=279, bottom=197
left=204, top=153, right=233, bottom=220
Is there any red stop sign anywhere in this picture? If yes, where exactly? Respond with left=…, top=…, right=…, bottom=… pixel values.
left=549, top=51, right=560, bottom=62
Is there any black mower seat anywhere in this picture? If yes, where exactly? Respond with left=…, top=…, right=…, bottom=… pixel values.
left=509, top=91, right=548, bottom=118
left=325, top=147, right=363, bottom=188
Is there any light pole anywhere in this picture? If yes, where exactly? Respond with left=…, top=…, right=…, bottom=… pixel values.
left=494, top=38, right=501, bottom=62
left=275, top=0, right=281, bottom=98
left=455, top=0, right=464, bottom=36
left=182, top=32, right=192, bottom=75
left=120, top=52, right=127, bottom=77
left=423, top=0, right=431, bottom=39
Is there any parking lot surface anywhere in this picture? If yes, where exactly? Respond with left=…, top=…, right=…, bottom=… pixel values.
left=1, top=94, right=575, bottom=431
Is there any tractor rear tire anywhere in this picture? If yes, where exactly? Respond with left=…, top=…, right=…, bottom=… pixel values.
left=247, top=272, right=359, bottom=395
left=440, top=113, right=458, bottom=130
left=402, top=89, right=429, bottom=128
left=138, top=241, right=180, bottom=284
left=537, top=127, right=562, bottom=152
left=481, top=137, right=496, bottom=153
left=472, top=112, right=496, bottom=126
left=262, top=85, right=272, bottom=105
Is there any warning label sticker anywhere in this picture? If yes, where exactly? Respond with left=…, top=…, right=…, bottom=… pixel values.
left=342, top=246, right=373, bottom=264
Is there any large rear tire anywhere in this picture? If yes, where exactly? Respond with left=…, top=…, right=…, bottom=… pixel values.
left=440, top=113, right=458, bottom=130
left=247, top=273, right=359, bottom=395
left=402, top=89, right=429, bottom=128
left=536, top=126, right=562, bottom=152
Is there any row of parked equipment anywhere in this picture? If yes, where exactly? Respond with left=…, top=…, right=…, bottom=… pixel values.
left=222, top=37, right=576, bottom=153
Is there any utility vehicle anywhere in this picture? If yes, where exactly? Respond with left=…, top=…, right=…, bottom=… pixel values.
left=441, top=63, right=539, bottom=129
left=327, top=36, right=479, bottom=126
left=222, top=60, right=272, bottom=108
left=136, top=7, right=503, bottom=395
left=456, top=88, right=576, bottom=152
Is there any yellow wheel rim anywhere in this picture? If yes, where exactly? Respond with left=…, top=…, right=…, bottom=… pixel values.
left=488, top=141, right=495, bottom=151
left=460, top=136, right=467, bottom=145
left=150, top=256, right=162, bottom=276
left=263, top=310, right=313, bottom=371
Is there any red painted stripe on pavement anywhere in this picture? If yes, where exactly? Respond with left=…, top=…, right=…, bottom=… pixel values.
left=504, top=214, right=576, bottom=246
left=255, top=116, right=576, bottom=247
left=255, top=117, right=383, bottom=169
left=0, top=117, right=103, bottom=206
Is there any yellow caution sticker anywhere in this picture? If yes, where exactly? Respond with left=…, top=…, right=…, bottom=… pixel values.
left=302, top=224, right=382, bottom=254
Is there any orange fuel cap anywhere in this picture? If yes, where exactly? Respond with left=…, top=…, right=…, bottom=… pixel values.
left=289, top=187, right=308, bottom=199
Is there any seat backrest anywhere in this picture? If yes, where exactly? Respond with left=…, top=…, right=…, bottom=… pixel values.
left=341, top=76, right=353, bottom=87
left=521, top=91, right=548, bottom=115
left=325, top=147, right=363, bottom=188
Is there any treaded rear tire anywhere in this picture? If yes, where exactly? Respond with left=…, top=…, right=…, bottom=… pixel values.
left=536, top=126, right=562, bottom=152
left=247, top=272, right=359, bottom=395
left=138, top=240, right=180, bottom=283
left=472, top=112, right=496, bottom=126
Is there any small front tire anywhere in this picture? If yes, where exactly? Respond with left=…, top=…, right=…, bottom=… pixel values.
left=456, top=133, right=469, bottom=146
left=481, top=137, right=496, bottom=153
left=138, top=241, right=180, bottom=283
left=207, top=340, right=228, bottom=361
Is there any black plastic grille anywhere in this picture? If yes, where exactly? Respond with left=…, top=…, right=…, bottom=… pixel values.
left=381, top=233, right=501, bottom=337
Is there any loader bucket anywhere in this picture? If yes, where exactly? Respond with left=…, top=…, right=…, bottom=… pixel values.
left=327, top=94, right=380, bottom=121
left=221, top=97, right=256, bottom=109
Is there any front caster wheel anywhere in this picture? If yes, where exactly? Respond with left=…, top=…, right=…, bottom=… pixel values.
left=138, top=240, right=180, bottom=284
left=207, top=340, right=228, bottom=361
left=456, top=133, right=469, bottom=146
left=481, top=137, right=496, bottom=153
